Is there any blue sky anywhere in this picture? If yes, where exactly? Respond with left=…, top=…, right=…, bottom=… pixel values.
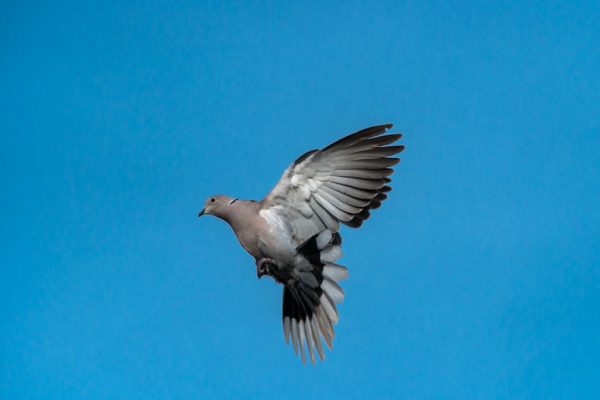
left=1, top=1, right=599, bottom=398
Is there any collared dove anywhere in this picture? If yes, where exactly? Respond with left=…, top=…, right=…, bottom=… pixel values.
left=198, top=124, right=404, bottom=364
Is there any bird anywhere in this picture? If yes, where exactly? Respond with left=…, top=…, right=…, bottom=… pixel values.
left=198, top=124, right=404, bottom=364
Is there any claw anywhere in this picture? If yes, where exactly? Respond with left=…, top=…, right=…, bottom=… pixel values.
left=256, top=258, right=275, bottom=279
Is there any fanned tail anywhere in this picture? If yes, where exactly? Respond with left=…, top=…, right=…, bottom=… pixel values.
left=282, top=230, right=348, bottom=364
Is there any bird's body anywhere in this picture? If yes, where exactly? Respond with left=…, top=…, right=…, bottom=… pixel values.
left=205, top=198, right=297, bottom=265
left=199, top=124, right=404, bottom=364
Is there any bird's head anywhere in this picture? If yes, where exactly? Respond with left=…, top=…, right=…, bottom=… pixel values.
left=198, top=195, right=237, bottom=219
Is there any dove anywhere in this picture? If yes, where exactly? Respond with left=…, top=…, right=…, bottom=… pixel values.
left=198, top=124, right=404, bottom=364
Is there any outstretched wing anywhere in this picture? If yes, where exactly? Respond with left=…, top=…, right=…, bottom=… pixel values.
left=261, top=124, right=404, bottom=244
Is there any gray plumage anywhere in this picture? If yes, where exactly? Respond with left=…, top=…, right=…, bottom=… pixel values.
left=198, top=124, right=404, bottom=364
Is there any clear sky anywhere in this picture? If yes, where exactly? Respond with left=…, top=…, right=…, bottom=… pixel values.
left=1, top=1, right=599, bottom=399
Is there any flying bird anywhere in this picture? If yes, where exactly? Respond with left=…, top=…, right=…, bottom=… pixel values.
left=198, top=124, right=404, bottom=364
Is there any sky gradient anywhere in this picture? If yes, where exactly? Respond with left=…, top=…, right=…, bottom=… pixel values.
left=2, top=1, right=599, bottom=398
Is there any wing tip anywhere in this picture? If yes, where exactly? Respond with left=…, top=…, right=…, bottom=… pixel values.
left=322, top=123, right=395, bottom=152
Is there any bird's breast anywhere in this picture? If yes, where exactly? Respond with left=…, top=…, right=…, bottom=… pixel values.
left=256, top=209, right=297, bottom=262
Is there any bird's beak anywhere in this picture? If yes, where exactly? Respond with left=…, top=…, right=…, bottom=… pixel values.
left=198, top=208, right=205, bottom=217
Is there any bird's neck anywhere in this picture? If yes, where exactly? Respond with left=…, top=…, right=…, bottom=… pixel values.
left=217, top=199, right=258, bottom=232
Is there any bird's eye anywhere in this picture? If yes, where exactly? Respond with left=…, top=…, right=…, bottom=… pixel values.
left=210, top=198, right=215, bottom=203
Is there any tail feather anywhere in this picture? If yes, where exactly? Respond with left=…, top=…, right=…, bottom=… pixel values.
left=323, top=263, right=349, bottom=281
left=282, top=229, right=347, bottom=364
left=321, top=278, right=344, bottom=303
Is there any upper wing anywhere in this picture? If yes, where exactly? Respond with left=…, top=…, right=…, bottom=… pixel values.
left=260, top=124, right=404, bottom=244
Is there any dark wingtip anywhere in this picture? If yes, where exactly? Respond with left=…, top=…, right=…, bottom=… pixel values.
left=322, top=124, right=395, bottom=152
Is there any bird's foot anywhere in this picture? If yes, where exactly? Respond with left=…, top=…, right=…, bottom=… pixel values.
left=256, top=258, right=275, bottom=279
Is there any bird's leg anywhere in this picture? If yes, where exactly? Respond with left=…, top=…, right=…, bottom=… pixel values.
left=256, top=258, right=275, bottom=279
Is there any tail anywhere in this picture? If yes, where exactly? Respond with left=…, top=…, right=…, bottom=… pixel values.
left=282, top=230, right=348, bottom=364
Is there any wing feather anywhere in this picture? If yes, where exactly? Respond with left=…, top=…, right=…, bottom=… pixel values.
left=321, top=168, right=394, bottom=179
left=313, top=188, right=364, bottom=214
left=308, top=198, right=339, bottom=231
left=326, top=176, right=386, bottom=190
left=323, top=181, right=378, bottom=200
left=313, top=192, right=354, bottom=222
left=329, top=158, right=400, bottom=169
left=319, top=186, right=371, bottom=208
